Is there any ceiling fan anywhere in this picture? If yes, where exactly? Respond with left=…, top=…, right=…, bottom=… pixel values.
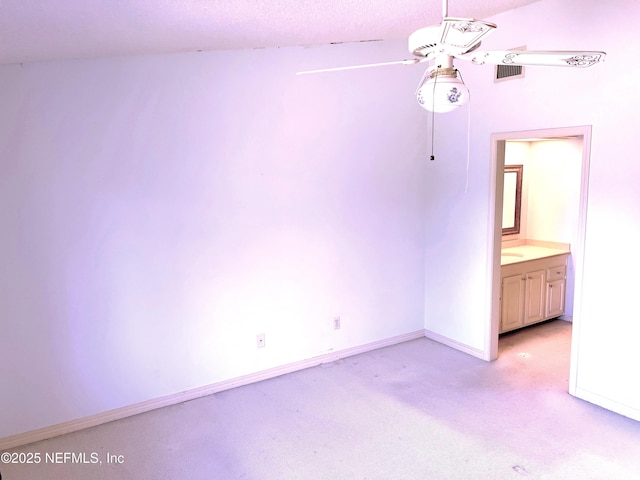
left=297, top=0, right=606, bottom=113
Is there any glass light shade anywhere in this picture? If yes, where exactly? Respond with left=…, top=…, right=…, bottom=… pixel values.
left=416, top=72, right=469, bottom=113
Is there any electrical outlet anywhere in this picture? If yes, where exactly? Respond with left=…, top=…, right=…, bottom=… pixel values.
left=256, top=333, right=266, bottom=348
left=333, top=316, right=341, bottom=330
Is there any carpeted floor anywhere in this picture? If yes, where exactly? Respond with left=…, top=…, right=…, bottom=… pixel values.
left=3, top=319, right=640, bottom=479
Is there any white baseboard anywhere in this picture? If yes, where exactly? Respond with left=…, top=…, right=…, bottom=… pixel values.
left=573, top=387, right=640, bottom=423
left=423, top=328, right=486, bottom=360
left=0, top=330, right=425, bottom=451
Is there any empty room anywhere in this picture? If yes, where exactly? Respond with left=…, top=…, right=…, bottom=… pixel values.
left=1, top=0, right=639, bottom=478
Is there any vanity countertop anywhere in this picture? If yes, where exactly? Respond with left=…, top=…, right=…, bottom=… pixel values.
left=501, top=244, right=570, bottom=266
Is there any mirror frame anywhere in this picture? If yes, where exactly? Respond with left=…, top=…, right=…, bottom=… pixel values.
left=502, top=164, right=523, bottom=236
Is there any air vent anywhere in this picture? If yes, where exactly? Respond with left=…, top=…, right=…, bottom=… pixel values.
left=496, top=64, right=523, bottom=79
left=494, top=46, right=526, bottom=82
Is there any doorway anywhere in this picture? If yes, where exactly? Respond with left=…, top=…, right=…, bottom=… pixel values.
left=487, top=126, right=592, bottom=396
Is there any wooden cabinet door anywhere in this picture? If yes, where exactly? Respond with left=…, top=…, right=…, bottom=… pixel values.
left=524, top=269, right=546, bottom=325
left=546, top=279, right=566, bottom=318
left=501, top=274, right=525, bottom=333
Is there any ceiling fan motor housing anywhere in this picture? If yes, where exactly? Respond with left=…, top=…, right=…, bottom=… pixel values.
left=408, top=19, right=496, bottom=58
left=408, top=26, right=442, bottom=57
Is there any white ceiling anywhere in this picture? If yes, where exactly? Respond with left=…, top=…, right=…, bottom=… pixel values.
left=0, top=0, right=541, bottom=65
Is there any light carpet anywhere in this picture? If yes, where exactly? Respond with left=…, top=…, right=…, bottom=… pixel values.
left=3, top=320, right=640, bottom=479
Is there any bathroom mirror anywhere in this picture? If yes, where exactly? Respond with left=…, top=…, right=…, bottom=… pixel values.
left=502, top=165, right=523, bottom=235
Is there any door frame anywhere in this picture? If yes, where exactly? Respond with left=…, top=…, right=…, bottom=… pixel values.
left=486, top=126, right=592, bottom=395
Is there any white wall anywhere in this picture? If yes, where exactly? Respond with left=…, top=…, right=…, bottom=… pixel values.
left=504, top=139, right=582, bottom=244
left=0, top=40, right=429, bottom=439
left=423, top=0, right=640, bottom=419
left=504, top=138, right=582, bottom=317
left=527, top=139, right=582, bottom=244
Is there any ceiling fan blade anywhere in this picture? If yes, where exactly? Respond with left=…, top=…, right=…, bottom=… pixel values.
left=439, top=18, right=497, bottom=52
left=460, top=50, right=606, bottom=67
left=296, top=58, right=427, bottom=75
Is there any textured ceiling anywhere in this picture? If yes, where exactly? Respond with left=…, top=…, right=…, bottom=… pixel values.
left=0, top=0, right=541, bottom=65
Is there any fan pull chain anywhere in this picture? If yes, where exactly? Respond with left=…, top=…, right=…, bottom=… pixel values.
left=459, top=69, right=471, bottom=193
left=465, top=98, right=471, bottom=193
left=430, top=106, right=436, bottom=161
left=430, top=65, right=439, bottom=161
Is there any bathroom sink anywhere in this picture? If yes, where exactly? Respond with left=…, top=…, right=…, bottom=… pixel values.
left=501, top=252, right=524, bottom=257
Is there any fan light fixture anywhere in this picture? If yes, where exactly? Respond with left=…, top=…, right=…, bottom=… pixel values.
left=416, top=67, right=469, bottom=113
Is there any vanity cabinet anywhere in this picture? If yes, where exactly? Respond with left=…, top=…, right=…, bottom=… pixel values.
left=500, top=254, right=568, bottom=333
